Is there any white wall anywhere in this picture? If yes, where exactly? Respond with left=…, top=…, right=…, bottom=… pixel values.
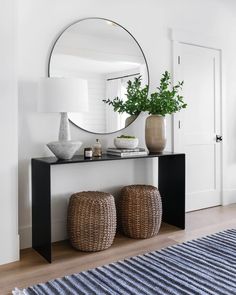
left=17, top=0, right=236, bottom=249
left=0, top=0, right=19, bottom=264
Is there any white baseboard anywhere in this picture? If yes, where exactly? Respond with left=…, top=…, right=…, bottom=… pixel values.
left=186, top=190, right=221, bottom=212
left=19, top=225, right=32, bottom=249
left=222, top=189, right=236, bottom=206
left=19, top=220, right=67, bottom=249
left=0, top=234, right=19, bottom=265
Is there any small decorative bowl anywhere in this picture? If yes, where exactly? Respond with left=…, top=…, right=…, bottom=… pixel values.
left=47, top=140, right=82, bottom=160
left=114, top=137, right=139, bottom=149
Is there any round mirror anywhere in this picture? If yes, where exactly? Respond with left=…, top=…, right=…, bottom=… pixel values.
left=48, top=18, right=149, bottom=134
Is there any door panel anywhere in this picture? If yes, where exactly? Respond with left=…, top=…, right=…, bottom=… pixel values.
left=185, top=144, right=216, bottom=192
left=174, top=43, right=221, bottom=212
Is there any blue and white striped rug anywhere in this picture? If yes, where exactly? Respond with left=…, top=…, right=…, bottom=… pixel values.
left=14, top=229, right=236, bottom=295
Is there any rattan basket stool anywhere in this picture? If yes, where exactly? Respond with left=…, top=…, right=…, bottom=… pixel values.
left=67, top=191, right=116, bottom=252
left=119, top=185, right=162, bottom=239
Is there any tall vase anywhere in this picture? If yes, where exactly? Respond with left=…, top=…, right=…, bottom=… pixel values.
left=145, top=115, right=166, bottom=153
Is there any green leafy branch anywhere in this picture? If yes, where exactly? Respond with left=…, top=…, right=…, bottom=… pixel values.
left=147, top=71, right=187, bottom=116
left=103, top=76, right=148, bottom=116
left=103, top=71, right=187, bottom=116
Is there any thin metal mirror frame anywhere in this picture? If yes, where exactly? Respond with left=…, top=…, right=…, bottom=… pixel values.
left=48, top=17, right=150, bottom=135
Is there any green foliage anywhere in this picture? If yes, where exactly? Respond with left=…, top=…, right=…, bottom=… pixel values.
left=102, top=71, right=187, bottom=116
left=117, top=135, right=136, bottom=139
left=103, top=76, right=148, bottom=115
left=146, top=71, right=187, bottom=116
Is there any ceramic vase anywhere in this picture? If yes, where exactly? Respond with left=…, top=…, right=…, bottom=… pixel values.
left=145, top=115, right=166, bottom=153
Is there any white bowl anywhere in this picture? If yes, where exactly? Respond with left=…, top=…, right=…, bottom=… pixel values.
left=114, top=137, right=139, bottom=149
left=47, top=140, right=82, bottom=160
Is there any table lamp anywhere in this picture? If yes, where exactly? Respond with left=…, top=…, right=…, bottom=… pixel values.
left=38, top=77, right=88, bottom=159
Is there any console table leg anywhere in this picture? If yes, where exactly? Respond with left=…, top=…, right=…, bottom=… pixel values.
left=32, top=159, right=52, bottom=263
left=158, top=154, right=185, bottom=229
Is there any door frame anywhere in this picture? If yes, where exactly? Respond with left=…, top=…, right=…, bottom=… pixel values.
left=171, top=29, right=226, bottom=207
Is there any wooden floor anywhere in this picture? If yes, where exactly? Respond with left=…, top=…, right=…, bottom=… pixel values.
left=1, top=204, right=236, bottom=294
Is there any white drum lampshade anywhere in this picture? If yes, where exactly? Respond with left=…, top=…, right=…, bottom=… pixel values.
left=38, top=77, right=88, bottom=113
left=38, top=77, right=88, bottom=159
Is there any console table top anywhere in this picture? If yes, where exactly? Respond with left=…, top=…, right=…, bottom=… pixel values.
left=32, top=151, right=185, bottom=166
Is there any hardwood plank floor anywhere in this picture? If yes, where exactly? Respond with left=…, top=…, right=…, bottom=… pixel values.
left=1, top=204, right=236, bottom=294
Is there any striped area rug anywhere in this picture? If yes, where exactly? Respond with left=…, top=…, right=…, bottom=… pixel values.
left=14, top=229, right=236, bottom=295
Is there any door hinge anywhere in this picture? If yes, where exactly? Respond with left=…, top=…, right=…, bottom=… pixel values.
left=178, top=56, right=181, bottom=65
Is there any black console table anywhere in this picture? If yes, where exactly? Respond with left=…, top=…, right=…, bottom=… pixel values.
left=32, top=152, right=185, bottom=263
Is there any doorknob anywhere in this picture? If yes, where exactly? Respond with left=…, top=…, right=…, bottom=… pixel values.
left=216, top=135, right=223, bottom=142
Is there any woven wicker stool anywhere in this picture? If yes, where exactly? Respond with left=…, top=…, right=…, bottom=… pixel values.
left=119, top=185, right=162, bottom=239
left=67, top=191, right=116, bottom=252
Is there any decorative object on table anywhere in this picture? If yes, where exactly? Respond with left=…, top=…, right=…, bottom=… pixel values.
left=145, top=115, right=166, bottom=153
left=103, top=76, right=148, bottom=120
left=107, top=147, right=146, bottom=153
left=67, top=191, right=116, bottom=252
left=114, top=135, right=139, bottom=149
left=15, top=229, right=236, bottom=295
left=118, top=185, right=162, bottom=239
left=145, top=71, right=187, bottom=152
left=107, top=147, right=148, bottom=157
left=103, top=71, right=186, bottom=153
left=84, top=147, right=93, bottom=159
left=38, top=77, right=88, bottom=159
left=47, top=141, right=82, bottom=160
left=93, top=139, right=102, bottom=157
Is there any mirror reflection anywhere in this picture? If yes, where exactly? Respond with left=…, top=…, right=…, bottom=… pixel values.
left=49, top=18, right=149, bottom=134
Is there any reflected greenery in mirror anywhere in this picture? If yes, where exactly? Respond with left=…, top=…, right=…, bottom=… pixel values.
left=102, top=77, right=148, bottom=115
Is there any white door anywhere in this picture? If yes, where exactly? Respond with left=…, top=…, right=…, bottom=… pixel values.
left=173, top=43, right=222, bottom=212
